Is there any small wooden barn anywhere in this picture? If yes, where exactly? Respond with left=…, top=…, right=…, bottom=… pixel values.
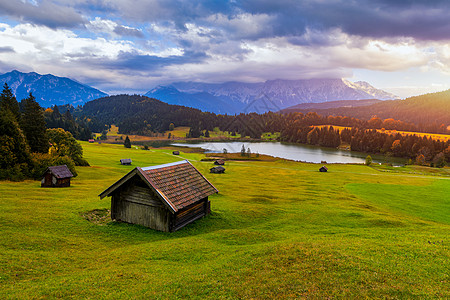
left=210, top=166, right=225, bottom=174
left=214, top=159, right=225, bottom=165
left=120, top=159, right=132, bottom=165
left=41, top=165, right=74, bottom=187
left=99, top=160, right=218, bottom=232
left=319, top=166, right=328, bottom=172
left=172, top=151, right=180, bottom=155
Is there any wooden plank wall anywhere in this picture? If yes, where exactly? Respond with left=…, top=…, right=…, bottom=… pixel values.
left=173, top=199, right=208, bottom=230
left=111, top=179, right=171, bottom=231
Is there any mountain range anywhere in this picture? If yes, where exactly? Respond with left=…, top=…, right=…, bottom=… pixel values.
left=0, top=70, right=107, bottom=107
left=145, top=79, right=399, bottom=114
left=0, top=70, right=400, bottom=114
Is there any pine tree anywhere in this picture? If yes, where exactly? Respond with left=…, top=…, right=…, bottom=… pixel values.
left=0, top=109, right=31, bottom=180
left=188, top=125, right=201, bottom=138
left=0, top=83, right=21, bottom=122
left=124, top=135, right=131, bottom=148
left=20, top=93, right=49, bottom=153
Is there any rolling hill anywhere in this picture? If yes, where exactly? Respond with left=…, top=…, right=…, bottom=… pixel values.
left=282, top=90, right=450, bottom=127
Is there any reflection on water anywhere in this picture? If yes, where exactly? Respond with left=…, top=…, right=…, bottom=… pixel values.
left=173, top=141, right=404, bottom=165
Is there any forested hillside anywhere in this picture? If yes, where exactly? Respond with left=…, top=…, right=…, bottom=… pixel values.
left=77, top=94, right=289, bottom=138
left=78, top=94, right=220, bottom=134
left=283, top=90, right=450, bottom=132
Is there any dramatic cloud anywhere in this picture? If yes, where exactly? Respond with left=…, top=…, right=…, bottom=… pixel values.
left=87, top=18, right=144, bottom=38
left=0, top=46, right=15, bottom=53
left=85, top=50, right=208, bottom=71
left=113, top=25, right=144, bottom=38
left=239, top=0, right=450, bottom=41
left=0, top=0, right=85, bottom=29
left=0, top=0, right=449, bottom=97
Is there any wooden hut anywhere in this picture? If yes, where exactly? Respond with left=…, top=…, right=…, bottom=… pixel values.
left=172, top=151, right=180, bottom=155
left=99, top=160, right=218, bottom=232
left=214, top=159, right=225, bottom=165
left=120, top=159, right=132, bottom=165
left=210, top=166, right=225, bottom=174
left=319, top=166, right=328, bottom=172
left=41, top=165, right=74, bottom=187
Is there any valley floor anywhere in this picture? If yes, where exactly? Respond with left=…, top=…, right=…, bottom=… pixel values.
left=0, top=142, right=449, bottom=299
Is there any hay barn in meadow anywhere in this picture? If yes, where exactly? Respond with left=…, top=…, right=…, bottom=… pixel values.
left=41, top=165, right=74, bottom=188
left=120, top=159, right=132, bottom=165
left=210, top=166, right=225, bottom=173
left=99, top=160, right=218, bottom=232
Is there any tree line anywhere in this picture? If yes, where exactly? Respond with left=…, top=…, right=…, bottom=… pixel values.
left=0, top=84, right=89, bottom=181
left=282, top=89, right=450, bottom=134
left=280, top=115, right=450, bottom=166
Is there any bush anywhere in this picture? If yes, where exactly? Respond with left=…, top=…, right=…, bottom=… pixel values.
left=432, top=152, right=446, bottom=168
left=0, top=163, right=28, bottom=181
left=365, top=155, right=372, bottom=166
left=31, top=153, right=77, bottom=179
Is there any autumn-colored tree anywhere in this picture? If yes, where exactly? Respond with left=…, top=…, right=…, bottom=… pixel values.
left=47, top=128, right=89, bottom=166
left=368, top=116, right=382, bottom=129
left=391, top=139, right=402, bottom=156
left=415, top=154, right=426, bottom=166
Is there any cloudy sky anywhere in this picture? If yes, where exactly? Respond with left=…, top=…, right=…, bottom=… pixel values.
left=0, top=0, right=449, bottom=97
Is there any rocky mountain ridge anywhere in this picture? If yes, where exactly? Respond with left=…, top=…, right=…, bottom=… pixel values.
left=146, top=78, right=399, bottom=114
left=0, top=70, right=107, bottom=107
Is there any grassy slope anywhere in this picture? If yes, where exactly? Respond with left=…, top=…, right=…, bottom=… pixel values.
left=0, top=142, right=449, bottom=299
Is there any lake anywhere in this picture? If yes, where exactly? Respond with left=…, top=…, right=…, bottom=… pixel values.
left=173, top=141, right=404, bottom=165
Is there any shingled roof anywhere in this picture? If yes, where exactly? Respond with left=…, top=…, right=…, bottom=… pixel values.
left=99, top=160, right=218, bottom=213
left=45, top=165, right=74, bottom=179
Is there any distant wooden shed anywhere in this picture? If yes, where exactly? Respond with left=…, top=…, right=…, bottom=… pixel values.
left=120, top=159, right=132, bottom=165
left=172, top=151, right=180, bottom=155
left=214, top=159, right=225, bottom=165
left=319, top=166, right=328, bottom=172
left=99, top=160, right=218, bottom=232
left=210, top=166, right=225, bottom=174
left=41, top=165, right=74, bottom=187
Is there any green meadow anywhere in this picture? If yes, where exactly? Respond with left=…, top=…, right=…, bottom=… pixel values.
left=0, top=142, right=449, bottom=299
